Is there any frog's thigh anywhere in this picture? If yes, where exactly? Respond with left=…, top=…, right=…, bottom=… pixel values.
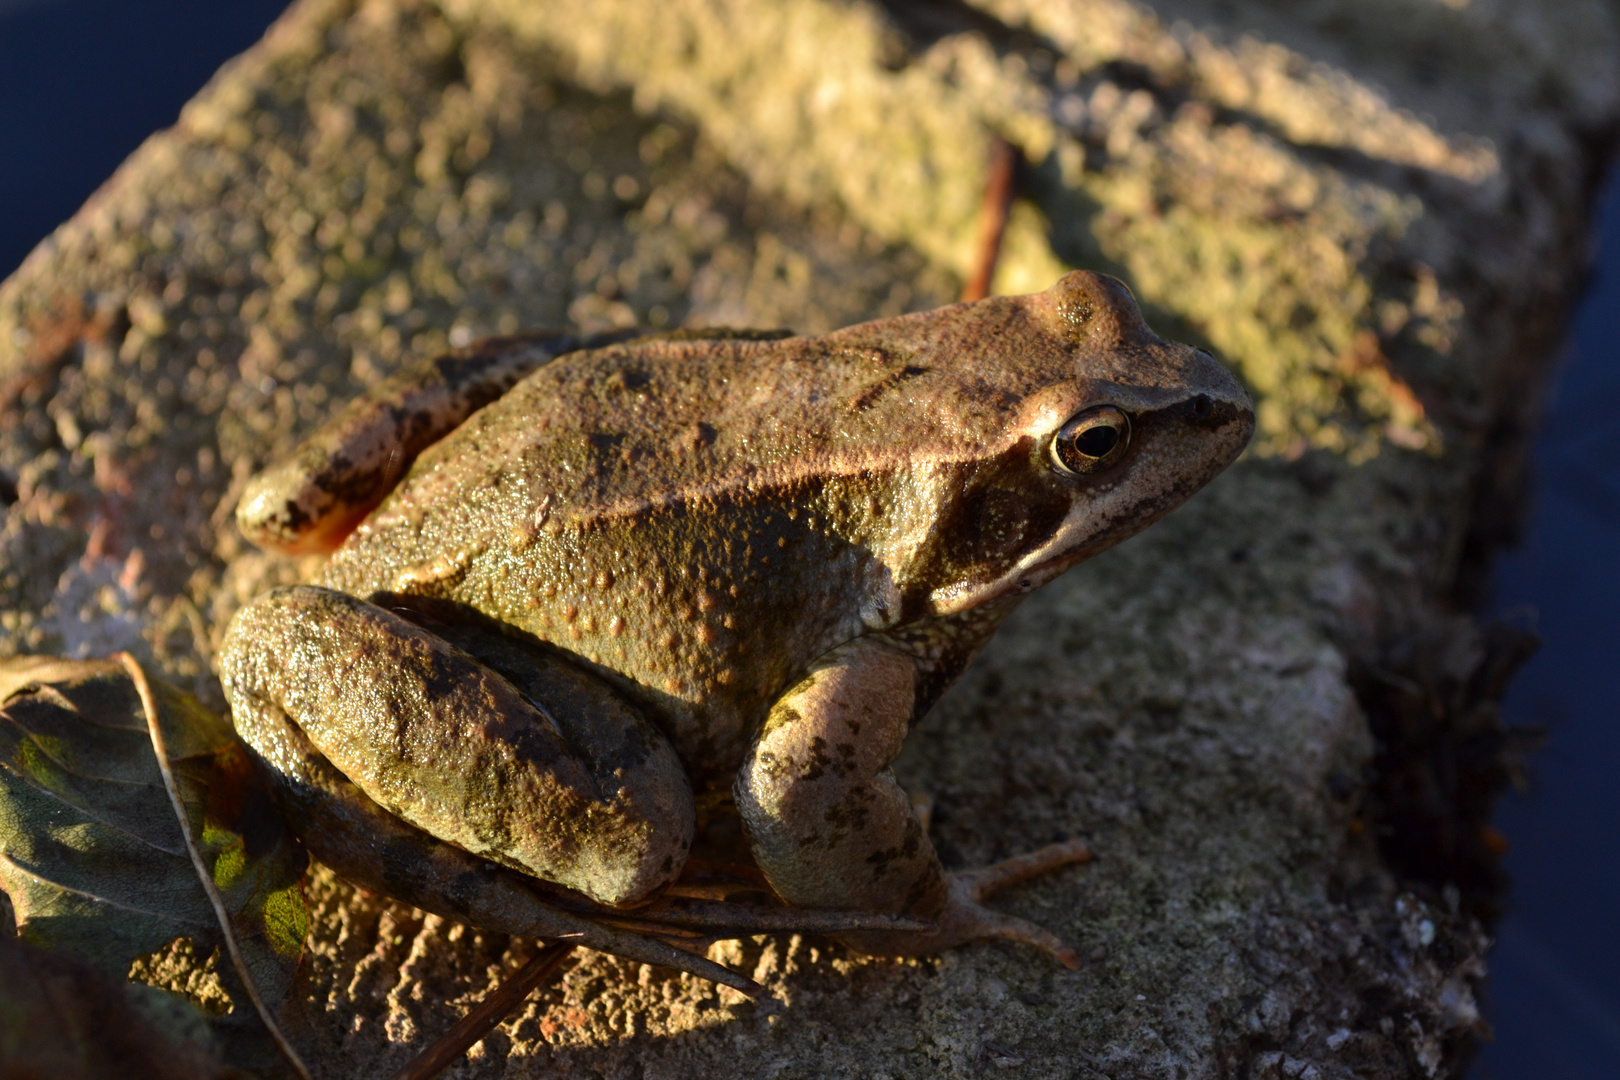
left=220, top=585, right=692, bottom=907
left=235, top=330, right=633, bottom=553
left=735, top=639, right=947, bottom=920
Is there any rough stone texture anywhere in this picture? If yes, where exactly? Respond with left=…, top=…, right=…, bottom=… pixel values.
left=1, top=0, right=1615, bottom=1076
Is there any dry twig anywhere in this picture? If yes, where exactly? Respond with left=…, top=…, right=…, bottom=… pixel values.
left=960, top=136, right=1018, bottom=303
left=388, top=942, right=578, bottom=1080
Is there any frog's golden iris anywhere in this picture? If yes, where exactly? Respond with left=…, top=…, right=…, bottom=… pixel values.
left=1050, top=404, right=1131, bottom=476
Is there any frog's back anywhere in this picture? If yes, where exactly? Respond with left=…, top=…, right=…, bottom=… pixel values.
left=317, top=272, right=1234, bottom=770
left=316, top=327, right=952, bottom=770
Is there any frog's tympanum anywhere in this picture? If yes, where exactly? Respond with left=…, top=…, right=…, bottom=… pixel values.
left=221, top=272, right=1253, bottom=990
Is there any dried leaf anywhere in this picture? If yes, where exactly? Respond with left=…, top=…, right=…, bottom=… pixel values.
left=0, top=655, right=308, bottom=1010
left=0, top=932, right=237, bottom=1080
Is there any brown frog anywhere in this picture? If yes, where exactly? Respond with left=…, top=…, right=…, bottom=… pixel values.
left=219, top=271, right=1253, bottom=991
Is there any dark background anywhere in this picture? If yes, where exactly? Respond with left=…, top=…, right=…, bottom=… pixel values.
left=1475, top=177, right=1620, bottom=1079
left=0, top=2, right=1615, bottom=1075
left=0, top=0, right=292, bottom=274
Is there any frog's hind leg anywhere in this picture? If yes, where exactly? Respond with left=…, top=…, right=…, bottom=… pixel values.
left=221, top=584, right=693, bottom=909
left=235, top=329, right=636, bottom=553
left=735, top=638, right=1092, bottom=967
left=230, top=683, right=765, bottom=993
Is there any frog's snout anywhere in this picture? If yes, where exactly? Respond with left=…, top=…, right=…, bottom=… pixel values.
left=1180, top=391, right=1251, bottom=432
left=1174, top=342, right=1256, bottom=451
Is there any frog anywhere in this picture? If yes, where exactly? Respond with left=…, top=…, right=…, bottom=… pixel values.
left=218, top=271, right=1253, bottom=991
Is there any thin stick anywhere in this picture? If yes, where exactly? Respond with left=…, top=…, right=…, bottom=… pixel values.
left=117, top=653, right=314, bottom=1080
left=616, top=898, right=936, bottom=935
left=388, top=942, right=577, bottom=1080
left=960, top=136, right=1018, bottom=303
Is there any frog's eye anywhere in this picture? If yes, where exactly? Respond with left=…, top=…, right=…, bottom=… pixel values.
left=1050, top=405, right=1131, bottom=476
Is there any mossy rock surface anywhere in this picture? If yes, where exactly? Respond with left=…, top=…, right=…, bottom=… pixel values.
left=1, top=0, right=1616, bottom=1076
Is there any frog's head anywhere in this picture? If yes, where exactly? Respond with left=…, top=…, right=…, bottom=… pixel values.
left=882, top=271, right=1254, bottom=619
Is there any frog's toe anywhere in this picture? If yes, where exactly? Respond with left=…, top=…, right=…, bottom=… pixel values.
left=838, top=839, right=1092, bottom=965
left=937, top=892, right=1082, bottom=969
left=955, top=839, right=1092, bottom=902
left=939, top=840, right=1094, bottom=969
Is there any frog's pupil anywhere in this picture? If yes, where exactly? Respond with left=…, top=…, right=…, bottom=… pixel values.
left=1075, top=424, right=1119, bottom=457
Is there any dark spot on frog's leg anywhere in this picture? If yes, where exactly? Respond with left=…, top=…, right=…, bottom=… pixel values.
left=903, top=865, right=944, bottom=912
left=761, top=703, right=802, bottom=737
left=405, top=641, right=467, bottom=704
left=439, top=866, right=500, bottom=913
left=507, top=723, right=570, bottom=773
left=798, top=735, right=831, bottom=781
left=822, top=786, right=874, bottom=836
left=864, top=846, right=898, bottom=875
left=862, top=834, right=924, bottom=884
left=379, top=834, right=447, bottom=900
left=900, top=818, right=922, bottom=860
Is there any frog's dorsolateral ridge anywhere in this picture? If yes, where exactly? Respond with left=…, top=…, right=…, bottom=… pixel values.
left=220, top=271, right=1253, bottom=985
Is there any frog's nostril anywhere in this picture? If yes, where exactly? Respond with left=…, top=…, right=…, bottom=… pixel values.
left=1192, top=394, right=1213, bottom=418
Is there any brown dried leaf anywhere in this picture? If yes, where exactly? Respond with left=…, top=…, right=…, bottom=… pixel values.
left=0, top=932, right=240, bottom=1080
left=0, top=656, right=308, bottom=1041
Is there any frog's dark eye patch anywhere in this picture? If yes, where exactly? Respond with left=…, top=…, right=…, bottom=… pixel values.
left=1050, top=405, right=1131, bottom=476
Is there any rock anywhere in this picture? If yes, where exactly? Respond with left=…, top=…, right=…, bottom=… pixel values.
left=1, top=0, right=1615, bottom=1076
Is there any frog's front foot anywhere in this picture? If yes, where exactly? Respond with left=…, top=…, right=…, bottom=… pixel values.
left=739, top=639, right=1097, bottom=968
left=932, top=840, right=1092, bottom=969
left=829, top=838, right=1091, bottom=967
